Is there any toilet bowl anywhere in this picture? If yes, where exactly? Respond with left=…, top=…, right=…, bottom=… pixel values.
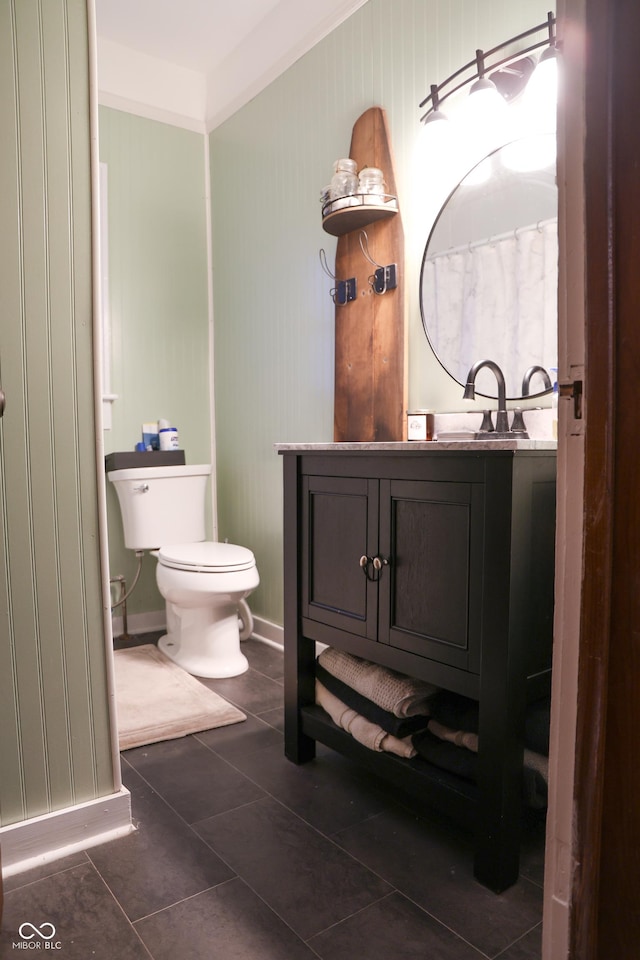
left=107, top=464, right=259, bottom=678
left=156, top=541, right=259, bottom=678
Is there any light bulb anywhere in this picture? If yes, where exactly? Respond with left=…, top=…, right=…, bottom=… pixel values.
left=420, top=108, right=450, bottom=144
left=460, top=76, right=509, bottom=159
left=468, top=76, right=508, bottom=116
left=413, top=108, right=465, bottom=223
left=523, top=49, right=558, bottom=132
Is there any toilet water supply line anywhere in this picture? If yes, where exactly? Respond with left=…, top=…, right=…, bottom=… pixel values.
left=110, top=575, right=132, bottom=640
left=110, top=551, right=144, bottom=642
left=110, top=550, right=145, bottom=610
left=110, top=551, right=255, bottom=641
left=238, top=597, right=254, bottom=642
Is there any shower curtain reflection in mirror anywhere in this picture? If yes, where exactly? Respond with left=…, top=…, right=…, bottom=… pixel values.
left=422, top=217, right=558, bottom=398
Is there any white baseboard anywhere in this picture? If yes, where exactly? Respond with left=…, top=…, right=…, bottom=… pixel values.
left=112, top=609, right=285, bottom=652
left=0, top=788, right=134, bottom=877
left=250, top=615, right=283, bottom=650
left=111, top=608, right=166, bottom=637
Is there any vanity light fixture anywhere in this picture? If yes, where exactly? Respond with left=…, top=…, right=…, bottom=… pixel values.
left=524, top=33, right=558, bottom=128
left=490, top=57, right=536, bottom=102
left=468, top=49, right=502, bottom=101
left=534, top=13, right=558, bottom=76
left=419, top=84, right=453, bottom=152
left=418, top=85, right=456, bottom=176
left=419, top=11, right=557, bottom=125
left=423, top=85, right=449, bottom=127
left=462, top=48, right=509, bottom=146
left=538, top=37, right=558, bottom=68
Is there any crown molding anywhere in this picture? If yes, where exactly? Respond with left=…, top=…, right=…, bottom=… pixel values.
left=205, top=0, right=368, bottom=131
left=96, top=1, right=369, bottom=133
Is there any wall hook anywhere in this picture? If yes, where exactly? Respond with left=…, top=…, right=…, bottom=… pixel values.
left=319, top=248, right=336, bottom=279
left=358, top=230, right=384, bottom=269
left=358, top=231, right=397, bottom=295
left=319, top=248, right=357, bottom=305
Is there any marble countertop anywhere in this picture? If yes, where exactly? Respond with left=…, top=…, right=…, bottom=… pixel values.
left=275, top=410, right=557, bottom=453
left=275, top=439, right=557, bottom=452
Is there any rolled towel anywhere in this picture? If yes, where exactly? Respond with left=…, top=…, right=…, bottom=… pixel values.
left=428, top=718, right=478, bottom=752
left=318, top=647, right=438, bottom=718
left=414, top=720, right=549, bottom=809
left=315, top=662, right=430, bottom=738
left=429, top=690, right=551, bottom=757
left=425, top=718, right=548, bottom=776
left=315, top=680, right=416, bottom=759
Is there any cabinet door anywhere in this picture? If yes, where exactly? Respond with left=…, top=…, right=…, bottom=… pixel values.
left=302, top=475, right=378, bottom=638
left=378, top=479, right=484, bottom=670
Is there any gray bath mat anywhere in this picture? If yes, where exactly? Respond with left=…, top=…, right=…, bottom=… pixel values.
left=114, top=643, right=246, bottom=750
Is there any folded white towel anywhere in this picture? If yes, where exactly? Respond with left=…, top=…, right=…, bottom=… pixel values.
left=318, top=647, right=438, bottom=718
left=315, top=681, right=416, bottom=759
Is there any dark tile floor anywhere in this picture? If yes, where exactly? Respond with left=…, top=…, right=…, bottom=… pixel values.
left=1, top=635, right=545, bottom=960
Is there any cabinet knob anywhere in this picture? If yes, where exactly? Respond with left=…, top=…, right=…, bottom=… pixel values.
left=360, top=555, right=389, bottom=580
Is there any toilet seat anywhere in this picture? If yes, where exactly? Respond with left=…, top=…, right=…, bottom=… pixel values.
left=158, top=541, right=256, bottom=573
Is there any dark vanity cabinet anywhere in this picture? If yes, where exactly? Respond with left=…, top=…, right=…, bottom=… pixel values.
left=281, top=446, right=556, bottom=892
left=302, top=473, right=485, bottom=671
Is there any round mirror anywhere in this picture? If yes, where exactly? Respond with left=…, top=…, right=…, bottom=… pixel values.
left=419, top=133, right=557, bottom=400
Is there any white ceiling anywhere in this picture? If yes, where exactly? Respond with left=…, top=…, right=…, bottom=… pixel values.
left=95, top=0, right=368, bottom=127
left=95, top=0, right=284, bottom=75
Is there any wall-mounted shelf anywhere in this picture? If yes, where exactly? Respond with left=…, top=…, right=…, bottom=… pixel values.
left=322, top=193, right=398, bottom=236
left=329, top=107, right=405, bottom=442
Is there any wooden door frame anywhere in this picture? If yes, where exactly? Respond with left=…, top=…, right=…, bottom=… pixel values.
left=569, top=0, right=640, bottom=953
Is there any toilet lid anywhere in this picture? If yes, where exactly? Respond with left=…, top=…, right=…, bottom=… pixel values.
left=158, top=541, right=256, bottom=573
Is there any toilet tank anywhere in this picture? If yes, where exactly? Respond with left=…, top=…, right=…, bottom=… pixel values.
left=107, top=464, right=211, bottom=550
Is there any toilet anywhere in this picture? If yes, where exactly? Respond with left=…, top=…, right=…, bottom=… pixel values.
left=107, top=463, right=259, bottom=678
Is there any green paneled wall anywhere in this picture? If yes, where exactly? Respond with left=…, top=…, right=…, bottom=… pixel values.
left=99, top=107, right=211, bottom=616
left=0, top=0, right=114, bottom=826
left=209, top=0, right=552, bottom=626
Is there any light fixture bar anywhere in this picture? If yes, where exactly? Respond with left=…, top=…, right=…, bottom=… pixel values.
left=419, top=12, right=556, bottom=122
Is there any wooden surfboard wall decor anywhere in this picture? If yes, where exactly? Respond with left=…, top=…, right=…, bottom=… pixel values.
left=324, top=106, right=406, bottom=442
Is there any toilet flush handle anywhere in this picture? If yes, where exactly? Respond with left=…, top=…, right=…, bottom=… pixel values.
left=133, top=483, right=149, bottom=493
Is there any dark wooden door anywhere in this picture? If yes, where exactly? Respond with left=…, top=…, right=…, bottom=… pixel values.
left=301, top=475, right=379, bottom=639
left=377, top=479, right=484, bottom=670
left=570, top=0, right=640, bottom=954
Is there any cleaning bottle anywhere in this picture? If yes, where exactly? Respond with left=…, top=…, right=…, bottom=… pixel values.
left=158, top=418, right=180, bottom=450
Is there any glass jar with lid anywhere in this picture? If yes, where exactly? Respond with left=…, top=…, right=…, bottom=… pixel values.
left=358, top=166, right=386, bottom=200
left=330, top=158, right=358, bottom=200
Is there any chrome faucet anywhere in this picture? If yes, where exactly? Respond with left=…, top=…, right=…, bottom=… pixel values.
left=463, top=359, right=511, bottom=434
left=521, top=365, right=552, bottom=396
